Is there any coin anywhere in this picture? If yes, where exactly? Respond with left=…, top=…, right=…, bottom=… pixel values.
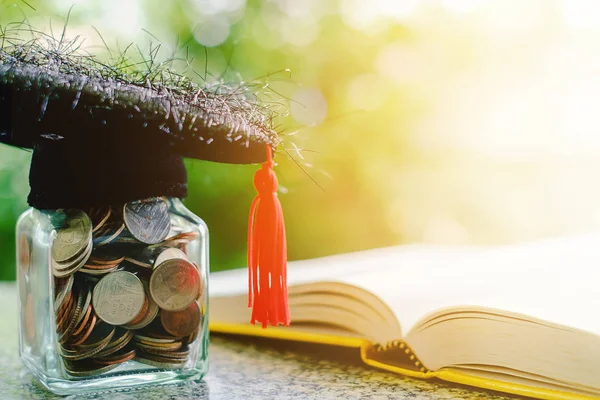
left=52, top=239, right=92, bottom=277
left=134, top=332, right=179, bottom=344
left=72, top=304, right=93, bottom=337
left=88, top=255, right=125, bottom=266
left=54, top=274, right=74, bottom=312
left=94, top=328, right=134, bottom=358
left=18, top=234, right=30, bottom=275
left=61, top=323, right=115, bottom=360
left=94, top=222, right=126, bottom=247
left=22, top=292, right=36, bottom=346
left=161, top=300, right=202, bottom=337
left=185, top=329, right=200, bottom=345
left=87, top=206, right=111, bottom=233
left=135, top=338, right=182, bottom=351
left=124, top=257, right=152, bottom=269
left=149, top=258, right=200, bottom=311
left=141, top=346, right=190, bottom=360
left=153, top=248, right=188, bottom=268
left=123, top=294, right=158, bottom=330
left=93, top=271, right=145, bottom=325
left=51, top=210, right=92, bottom=263
left=80, top=256, right=123, bottom=275
left=123, top=198, right=170, bottom=245
left=71, top=312, right=96, bottom=345
left=73, top=322, right=115, bottom=350
left=64, top=359, right=120, bottom=377
left=59, top=287, right=86, bottom=344
left=94, top=346, right=136, bottom=365
left=56, top=292, right=75, bottom=334
left=126, top=295, right=149, bottom=326
left=135, top=354, right=186, bottom=369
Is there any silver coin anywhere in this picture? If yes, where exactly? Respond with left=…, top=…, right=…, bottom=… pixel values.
left=134, top=334, right=177, bottom=344
left=94, top=223, right=125, bottom=247
left=153, top=248, right=188, bottom=268
left=94, top=329, right=134, bottom=358
left=51, top=210, right=92, bottom=263
left=92, top=271, right=145, bottom=325
left=52, top=237, right=91, bottom=271
left=123, top=198, right=170, bottom=245
left=124, top=257, right=152, bottom=269
left=79, top=265, right=119, bottom=276
left=124, top=293, right=159, bottom=330
left=149, top=258, right=200, bottom=311
left=134, top=356, right=186, bottom=369
left=52, top=239, right=92, bottom=278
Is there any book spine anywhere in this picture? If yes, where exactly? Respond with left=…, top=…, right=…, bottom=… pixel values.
left=371, top=339, right=428, bottom=373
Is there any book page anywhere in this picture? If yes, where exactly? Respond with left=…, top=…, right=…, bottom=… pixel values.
left=211, top=232, right=600, bottom=337
left=323, top=233, right=600, bottom=336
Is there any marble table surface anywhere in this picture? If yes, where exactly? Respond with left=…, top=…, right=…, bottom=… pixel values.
left=0, top=283, right=523, bottom=399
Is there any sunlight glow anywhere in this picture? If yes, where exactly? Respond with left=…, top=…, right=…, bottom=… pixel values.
left=291, top=88, right=328, bottom=126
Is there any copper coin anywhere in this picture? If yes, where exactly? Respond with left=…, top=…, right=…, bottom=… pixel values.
left=149, top=258, right=200, bottom=311
left=123, top=198, right=170, bottom=245
left=56, top=293, right=75, bottom=334
left=74, top=322, right=115, bottom=350
left=161, top=300, right=201, bottom=337
left=93, top=271, right=145, bottom=325
left=22, top=292, right=36, bottom=346
left=18, top=233, right=30, bottom=275
left=127, top=295, right=149, bottom=326
left=87, top=255, right=125, bottom=266
left=74, top=286, right=93, bottom=328
left=54, top=274, right=74, bottom=312
left=165, top=231, right=200, bottom=242
left=72, top=304, right=93, bottom=337
left=185, top=328, right=200, bottom=345
left=71, top=313, right=97, bottom=346
left=59, top=287, right=86, bottom=343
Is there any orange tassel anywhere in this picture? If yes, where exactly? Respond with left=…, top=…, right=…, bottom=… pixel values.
left=247, top=145, right=290, bottom=328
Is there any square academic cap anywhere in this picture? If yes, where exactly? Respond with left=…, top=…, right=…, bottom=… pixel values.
left=0, top=32, right=289, bottom=327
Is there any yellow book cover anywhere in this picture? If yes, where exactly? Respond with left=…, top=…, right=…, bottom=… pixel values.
left=209, top=234, right=600, bottom=399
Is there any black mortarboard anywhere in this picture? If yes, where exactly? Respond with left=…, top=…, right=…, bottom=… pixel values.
left=0, top=30, right=290, bottom=327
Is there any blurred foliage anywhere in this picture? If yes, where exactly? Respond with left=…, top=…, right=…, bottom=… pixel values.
left=0, top=0, right=409, bottom=279
left=3, top=0, right=600, bottom=280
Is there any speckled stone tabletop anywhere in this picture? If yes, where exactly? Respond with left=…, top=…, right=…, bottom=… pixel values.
left=0, top=283, right=524, bottom=399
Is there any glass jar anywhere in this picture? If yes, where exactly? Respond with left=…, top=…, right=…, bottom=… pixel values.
left=16, top=197, right=209, bottom=396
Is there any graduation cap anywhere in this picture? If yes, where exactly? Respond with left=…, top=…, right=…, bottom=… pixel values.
left=0, top=31, right=289, bottom=328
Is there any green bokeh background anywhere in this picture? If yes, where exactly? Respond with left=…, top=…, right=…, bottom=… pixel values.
left=0, top=0, right=408, bottom=280
left=3, top=1, right=595, bottom=281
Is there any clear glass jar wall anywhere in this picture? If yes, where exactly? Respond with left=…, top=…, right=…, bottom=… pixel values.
left=16, top=197, right=209, bottom=395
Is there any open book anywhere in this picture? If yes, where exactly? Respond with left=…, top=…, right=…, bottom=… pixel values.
left=209, top=233, right=600, bottom=400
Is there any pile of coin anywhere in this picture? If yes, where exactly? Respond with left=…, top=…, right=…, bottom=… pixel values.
left=50, top=197, right=204, bottom=377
